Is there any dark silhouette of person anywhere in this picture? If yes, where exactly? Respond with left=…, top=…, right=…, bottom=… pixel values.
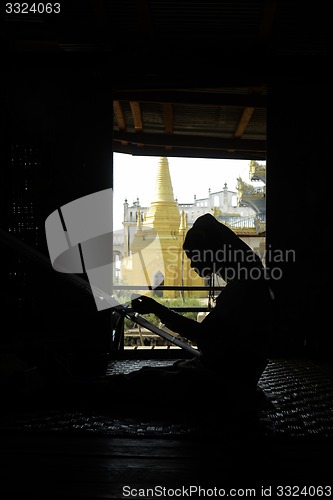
left=39, top=213, right=275, bottom=413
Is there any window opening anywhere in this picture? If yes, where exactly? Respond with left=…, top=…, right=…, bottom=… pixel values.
left=113, top=155, right=266, bottom=352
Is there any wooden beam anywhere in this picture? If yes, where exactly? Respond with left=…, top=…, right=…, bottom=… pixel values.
left=234, top=107, right=255, bottom=138
left=113, top=100, right=127, bottom=145
left=129, top=101, right=144, bottom=148
left=113, top=131, right=265, bottom=153
left=113, top=101, right=126, bottom=131
left=130, top=101, right=143, bottom=131
left=114, top=143, right=266, bottom=161
left=113, top=90, right=267, bottom=108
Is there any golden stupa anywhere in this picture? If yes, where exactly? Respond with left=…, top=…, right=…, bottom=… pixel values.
left=121, top=157, right=205, bottom=298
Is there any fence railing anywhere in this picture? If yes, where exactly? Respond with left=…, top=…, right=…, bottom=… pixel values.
left=110, top=285, right=224, bottom=353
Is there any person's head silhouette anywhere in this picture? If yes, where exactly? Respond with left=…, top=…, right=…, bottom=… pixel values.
left=183, top=213, right=264, bottom=283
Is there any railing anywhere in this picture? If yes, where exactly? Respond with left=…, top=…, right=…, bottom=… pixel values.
left=110, top=285, right=224, bottom=355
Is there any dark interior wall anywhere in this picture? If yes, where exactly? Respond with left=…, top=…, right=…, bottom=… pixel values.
left=266, top=72, right=332, bottom=359
left=1, top=62, right=113, bottom=356
left=3, top=64, right=113, bottom=213
left=2, top=58, right=332, bottom=362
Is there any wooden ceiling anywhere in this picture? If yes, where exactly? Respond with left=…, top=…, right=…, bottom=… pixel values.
left=2, top=1, right=332, bottom=160
left=113, top=86, right=267, bottom=160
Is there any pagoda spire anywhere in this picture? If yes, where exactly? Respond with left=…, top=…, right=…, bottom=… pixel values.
left=152, top=156, right=176, bottom=203
left=144, top=157, right=180, bottom=231
left=179, top=209, right=187, bottom=233
left=137, top=209, right=142, bottom=228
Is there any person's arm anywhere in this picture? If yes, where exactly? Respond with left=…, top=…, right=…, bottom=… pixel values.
left=131, top=295, right=202, bottom=343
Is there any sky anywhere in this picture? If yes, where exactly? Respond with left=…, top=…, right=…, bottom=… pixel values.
left=113, top=153, right=264, bottom=231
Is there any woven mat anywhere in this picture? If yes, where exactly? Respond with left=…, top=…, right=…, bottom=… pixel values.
left=257, top=359, right=333, bottom=439
left=0, top=359, right=332, bottom=440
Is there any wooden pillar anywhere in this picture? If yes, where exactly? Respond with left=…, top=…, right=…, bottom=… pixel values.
left=266, top=71, right=332, bottom=359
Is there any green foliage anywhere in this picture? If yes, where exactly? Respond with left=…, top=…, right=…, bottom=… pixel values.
left=124, top=295, right=205, bottom=329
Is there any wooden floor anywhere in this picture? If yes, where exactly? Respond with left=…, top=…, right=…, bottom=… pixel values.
left=1, top=357, right=333, bottom=499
